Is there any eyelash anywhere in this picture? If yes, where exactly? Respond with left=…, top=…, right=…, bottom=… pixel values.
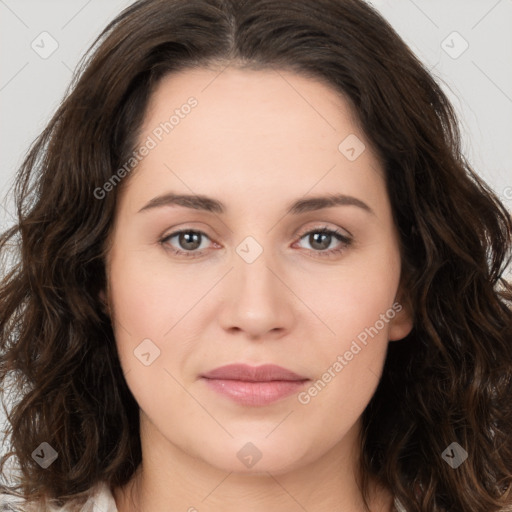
left=159, top=226, right=353, bottom=259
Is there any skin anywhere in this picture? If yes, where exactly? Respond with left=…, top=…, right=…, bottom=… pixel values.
left=104, top=66, right=414, bottom=512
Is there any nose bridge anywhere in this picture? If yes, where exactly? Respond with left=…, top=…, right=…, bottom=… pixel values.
left=233, top=235, right=281, bottom=305
left=218, top=233, right=294, bottom=336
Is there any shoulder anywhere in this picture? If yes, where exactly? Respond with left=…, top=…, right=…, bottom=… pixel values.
left=0, top=481, right=117, bottom=512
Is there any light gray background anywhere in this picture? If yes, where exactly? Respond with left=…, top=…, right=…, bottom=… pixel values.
left=1, top=0, right=511, bottom=461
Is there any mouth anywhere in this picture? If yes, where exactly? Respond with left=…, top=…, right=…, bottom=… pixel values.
left=200, top=364, right=310, bottom=406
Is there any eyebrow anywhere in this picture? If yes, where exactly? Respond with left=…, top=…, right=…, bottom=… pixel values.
left=138, top=192, right=375, bottom=216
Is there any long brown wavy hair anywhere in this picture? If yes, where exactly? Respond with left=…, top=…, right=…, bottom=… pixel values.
left=1, top=0, right=511, bottom=511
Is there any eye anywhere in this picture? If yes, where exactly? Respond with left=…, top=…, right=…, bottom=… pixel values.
left=160, top=229, right=213, bottom=258
left=160, top=226, right=353, bottom=259
left=294, top=226, right=352, bottom=257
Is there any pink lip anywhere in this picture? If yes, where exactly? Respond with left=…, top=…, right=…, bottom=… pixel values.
left=200, top=364, right=310, bottom=406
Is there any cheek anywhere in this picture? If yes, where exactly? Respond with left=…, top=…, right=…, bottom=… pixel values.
left=107, top=246, right=222, bottom=391
left=297, top=285, right=392, bottom=430
left=308, top=245, right=401, bottom=344
left=107, top=252, right=193, bottom=411
left=296, top=241, right=400, bottom=406
left=108, top=247, right=208, bottom=339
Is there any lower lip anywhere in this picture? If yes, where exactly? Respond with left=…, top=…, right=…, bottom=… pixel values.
left=202, top=378, right=309, bottom=406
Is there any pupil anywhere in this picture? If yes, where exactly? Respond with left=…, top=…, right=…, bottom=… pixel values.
left=311, top=233, right=330, bottom=250
left=180, top=232, right=200, bottom=250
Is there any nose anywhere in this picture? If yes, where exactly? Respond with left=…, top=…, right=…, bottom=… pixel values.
left=217, top=243, right=296, bottom=340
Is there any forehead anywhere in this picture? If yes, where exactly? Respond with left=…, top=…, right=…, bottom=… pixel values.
left=143, top=66, right=362, bottom=145
left=119, top=66, right=385, bottom=215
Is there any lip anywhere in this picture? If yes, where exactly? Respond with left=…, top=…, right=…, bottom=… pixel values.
left=200, top=364, right=310, bottom=406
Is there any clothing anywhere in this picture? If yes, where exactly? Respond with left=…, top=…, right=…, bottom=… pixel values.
left=70, top=481, right=118, bottom=512
left=0, top=482, right=117, bottom=512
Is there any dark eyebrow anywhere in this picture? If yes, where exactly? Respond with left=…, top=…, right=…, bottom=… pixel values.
left=138, top=192, right=375, bottom=216
left=288, top=194, right=374, bottom=216
left=138, top=193, right=224, bottom=214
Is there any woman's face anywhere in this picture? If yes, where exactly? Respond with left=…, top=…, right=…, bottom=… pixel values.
left=105, top=67, right=413, bottom=475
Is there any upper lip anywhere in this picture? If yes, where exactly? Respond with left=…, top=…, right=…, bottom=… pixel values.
left=201, top=364, right=308, bottom=382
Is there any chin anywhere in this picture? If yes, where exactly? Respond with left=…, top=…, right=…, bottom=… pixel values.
left=193, top=436, right=315, bottom=476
